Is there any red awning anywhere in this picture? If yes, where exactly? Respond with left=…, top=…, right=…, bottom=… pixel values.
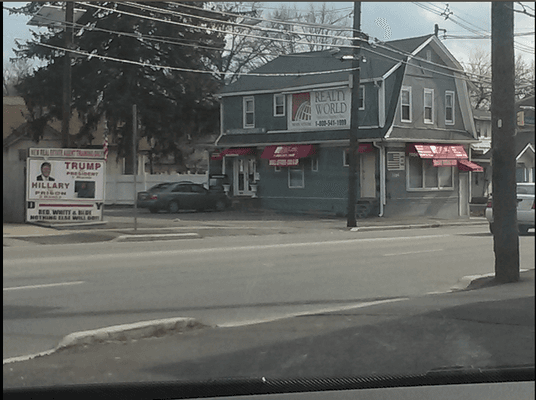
left=432, top=159, right=457, bottom=167
left=409, top=144, right=468, bottom=159
left=222, top=148, right=254, bottom=156
left=211, top=148, right=254, bottom=160
left=458, top=159, right=484, bottom=172
left=261, top=145, right=316, bottom=166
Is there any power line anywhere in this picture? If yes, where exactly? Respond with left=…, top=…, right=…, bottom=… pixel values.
left=35, top=41, right=360, bottom=78
left=3, top=4, right=517, bottom=84
left=80, top=2, right=363, bottom=52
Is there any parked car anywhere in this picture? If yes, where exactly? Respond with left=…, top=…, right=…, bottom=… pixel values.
left=137, top=182, right=230, bottom=213
left=485, top=182, right=535, bottom=235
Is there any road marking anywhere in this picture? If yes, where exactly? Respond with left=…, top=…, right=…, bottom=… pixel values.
left=4, top=234, right=451, bottom=266
left=383, top=249, right=443, bottom=257
left=217, top=298, right=409, bottom=328
left=3, top=281, right=85, bottom=292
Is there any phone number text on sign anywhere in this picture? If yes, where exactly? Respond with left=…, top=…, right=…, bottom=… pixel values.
left=315, top=119, right=348, bottom=127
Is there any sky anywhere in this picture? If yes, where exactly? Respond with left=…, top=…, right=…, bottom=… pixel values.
left=3, top=2, right=535, bottom=70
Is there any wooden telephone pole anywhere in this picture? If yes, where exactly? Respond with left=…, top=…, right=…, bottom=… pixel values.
left=491, top=2, right=519, bottom=282
left=347, top=2, right=361, bottom=227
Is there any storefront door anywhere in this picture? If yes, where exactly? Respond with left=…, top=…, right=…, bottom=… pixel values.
left=459, top=172, right=469, bottom=216
left=233, top=157, right=256, bottom=196
left=360, top=152, right=376, bottom=198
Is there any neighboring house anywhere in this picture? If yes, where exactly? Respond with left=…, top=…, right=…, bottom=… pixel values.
left=472, top=95, right=535, bottom=198
left=3, top=95, right=210, bottom=222
left=210, top=34, right=482, bottom=219
left=470, top=108, right=492, bottom=199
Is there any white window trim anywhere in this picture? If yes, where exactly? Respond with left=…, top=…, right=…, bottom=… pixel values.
left=406, top=156, right=454, bottom=191
left=243, top=96, right=255, bottom=128
left=274, top=165, right=281, bottom=172
left=311, top=157, right=318, bottom=172
left=273, top=94, right=285, bottom=117
left=359, top=86, right=365, bottom=110
left=343, top=149, right=349, bottom=167
left=401, top=86, right=412, bottom=123
left=288, top=165, right=305, bottom=188
left=424, top=88, right=434, bottom=124
left=445, top=90, right=455, bottom=125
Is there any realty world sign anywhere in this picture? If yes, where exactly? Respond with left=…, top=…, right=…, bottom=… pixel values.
left=289, top=88, right=351, bottom=131
left=26, top=148, right=106, bottom=223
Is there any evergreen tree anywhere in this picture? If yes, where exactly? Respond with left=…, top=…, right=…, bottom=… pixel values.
left=12, top=2, right=226, bottom=169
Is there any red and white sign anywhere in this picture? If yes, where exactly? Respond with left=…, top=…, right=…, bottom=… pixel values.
left=26, top=148, right=106, bottom=223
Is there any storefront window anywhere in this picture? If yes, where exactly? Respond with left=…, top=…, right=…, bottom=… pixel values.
left=289, top=165, right=304, bottom=188
left=438, top=165, right=453, bottom=188
left=408, top=156, right=454, bottom=190
left=408, top=155, right=422, bottom=188
left=424, top=159, right=438, bottom=188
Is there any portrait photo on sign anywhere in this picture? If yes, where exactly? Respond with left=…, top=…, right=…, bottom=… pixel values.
left=36, top=162, right=55, bottom=181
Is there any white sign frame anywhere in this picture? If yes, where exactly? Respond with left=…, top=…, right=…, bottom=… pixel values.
left=26, top=148, right=106, bottom=223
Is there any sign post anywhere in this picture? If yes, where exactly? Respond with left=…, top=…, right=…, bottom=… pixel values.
left=26, top=148, right=106, bottom=223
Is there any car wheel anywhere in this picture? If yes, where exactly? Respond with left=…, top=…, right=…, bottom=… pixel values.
left=215, top=199, right=226, bottom=211
left=149, top=207, right=159, bottom=214
left=489, top=223, right=494, bottom=235
left=168, top=201, right=180, bottom=213
left=518, top=225, right=530, bottom=235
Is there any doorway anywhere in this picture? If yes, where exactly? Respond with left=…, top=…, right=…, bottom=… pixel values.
left=233, top=157, right=257, bottom=196
left=360, top=152, right=376, bottom=198
left=459, top=172, right=469, bottom=217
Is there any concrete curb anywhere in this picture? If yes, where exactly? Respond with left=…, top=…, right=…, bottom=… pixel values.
left=351, top=220, right=488, bottom=232
left=55, top=317, right=207, bottom=351
left=450, top=268, right=531, bottom=291
left=113, top=232, right=201, bottom=242
left=3, top=317, right=208, bottom=365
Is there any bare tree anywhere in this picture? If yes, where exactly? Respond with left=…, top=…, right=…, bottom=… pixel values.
left=208, top=2, right=352, bottom=85
left=463, top=48, right=535, bottom=110
left=3, top=59, right=32, bottom=96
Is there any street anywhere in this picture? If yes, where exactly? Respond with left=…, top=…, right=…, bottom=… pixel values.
left=4, top=223, right=534, bottom=361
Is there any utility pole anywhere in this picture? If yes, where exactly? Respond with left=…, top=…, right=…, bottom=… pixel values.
left=491, top=2, right=519, bottom=283
left=347, top=1, right=361, bottom=228
left=133, top=104, right=138, bottom=231
left=61, top=2, right=74, bottom=148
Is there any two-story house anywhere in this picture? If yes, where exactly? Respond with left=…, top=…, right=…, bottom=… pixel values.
left=210, top=34, right=482, bottom=219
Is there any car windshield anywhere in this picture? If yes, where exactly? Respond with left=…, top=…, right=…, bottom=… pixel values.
left=3, top=1, right=535, bottom=398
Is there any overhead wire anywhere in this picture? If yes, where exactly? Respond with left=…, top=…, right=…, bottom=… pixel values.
left=3, top=4, right=495, bottom=83
left=4, top=3, right=527, bottom=85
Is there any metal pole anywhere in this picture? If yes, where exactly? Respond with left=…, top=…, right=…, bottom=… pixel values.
left=491, top=2, right=519, bottom=282
left=133, top=104, right=138, bottom=231
left=347, top=1, right=361, bottom=227
left=61, top=1, right=74, bottom=148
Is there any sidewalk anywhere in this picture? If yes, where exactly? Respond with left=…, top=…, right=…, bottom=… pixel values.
left=3, top=211, right=489, bottom=245
left=3, top=269, right=534, bottom=389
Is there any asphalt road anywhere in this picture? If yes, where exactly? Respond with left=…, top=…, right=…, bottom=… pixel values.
left=3, top=225, right=535, bottom=361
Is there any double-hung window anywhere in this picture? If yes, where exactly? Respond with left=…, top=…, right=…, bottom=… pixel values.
left=244, top=97, right=255, bottom=128
left=274, top=94, right=285, bottom=117
left=445, top=91, right=455, bottom=125
left=359, top=86, right=365, bottom=110
left=424, top=89, right=434, bottom=124
left=401, top=87, right=411, bottom=122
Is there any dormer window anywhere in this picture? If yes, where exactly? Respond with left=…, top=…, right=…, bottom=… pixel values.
left=244, top=97, right=255, bottom=128
left=424, top=89, right=434, bottom=124
left=445, top=91, right=454, bottom=125
left=274, top=94, right=285, bottom=117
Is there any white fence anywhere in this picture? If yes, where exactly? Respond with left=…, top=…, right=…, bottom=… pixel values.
left=105, top=172, right=208, bottom=205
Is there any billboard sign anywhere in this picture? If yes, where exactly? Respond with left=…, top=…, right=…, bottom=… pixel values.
left=289, top=88, right=351, bottom=131
left=26, top=148, right=106, bottom=223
